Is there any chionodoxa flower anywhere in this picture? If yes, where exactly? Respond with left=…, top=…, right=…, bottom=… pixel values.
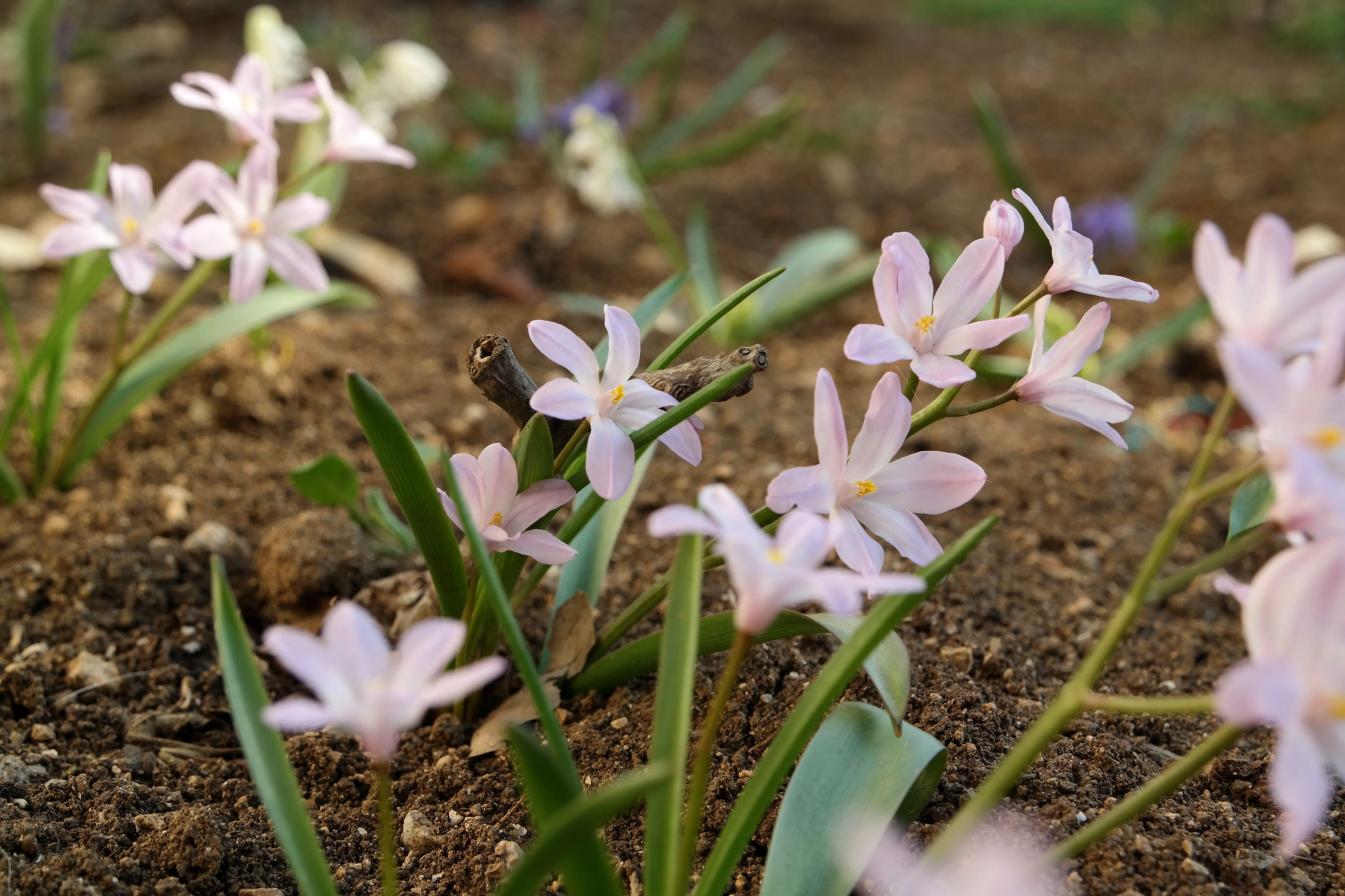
left=262, top=601, right=506, bottom=764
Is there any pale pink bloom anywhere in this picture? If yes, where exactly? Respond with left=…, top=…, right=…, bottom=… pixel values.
left=843, top=816, right=1060, bottom=896
left=1195, top=214, right=1345, bottom=357
left=649, top=484, right=922, bottom=634
left=983, top=199, right=1024, bottom=256
left=1219, top=320, right=1345, bottom=539
left=40, top=161, right=222, bottom=294
left=766, top=369, right=986, bottom=573
left=262, top=601, right=506, bottom=764
left=311, top=69, right=415, bottom=168
left=527, top=305, right=701, bottom=500
left=1214, top=539, right=1345, bottom=854
left=1013, top=189, right=1158, bottom=303
left=844, top=233, right=1027, bottom=387
left=171, top=53, right=320, bottom=146
left=181, top=143, right=330, bottom=302
left=1014, top=298, right=1133, bottom=449
left=437, top=443, right=576, bottom=564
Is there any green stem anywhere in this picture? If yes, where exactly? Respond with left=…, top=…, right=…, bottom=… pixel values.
left=109, top=289, right=134, bottom=366
left=1081, top=692, right=1214, bottom=715
left=1049, top=725, right=1243, bottom=861
left=1187, top=388, right=1237, bottom=488
left=630, top=150, right=687, bottom=272
left=929, top=412, right=1255, bottom=858
left=279, top=161, right=330, bottom=197
left=37, top=261, right=219, bottom=494
left=678, top=630, right=751, bottom=887
left=944, top=389, right=1016, bottom=417
left=903, top=372, right=919, bottom=400
left=376, top=764, right=397, bottom=896
left=1147, top=523, right=1273, bottom=604
left=553, top=420, right=590, bottom=475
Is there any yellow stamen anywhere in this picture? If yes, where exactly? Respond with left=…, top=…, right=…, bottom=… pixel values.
left=1311, top=426, right=1343, bottom=450
left=246, top=218, right=266, bottom=237
left=854, top=480, right=877, bottom=498
left=1326, top=695, right=1345, bottom=720
left=915, top=315, right=935, bottom=334
left=120, top=216, right=139, bottom=238
left=609, top=383, right=625, bottom=404
left=489, top=511, right=503, bottom=527
left=766, top=548, right=785, bottom=564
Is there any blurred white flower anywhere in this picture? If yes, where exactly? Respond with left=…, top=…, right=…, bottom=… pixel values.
left=244, top=5, right=309, bottom=88
left=563, top=105, right=642, bottom=216
left=344, top=40, right=450, bottom=137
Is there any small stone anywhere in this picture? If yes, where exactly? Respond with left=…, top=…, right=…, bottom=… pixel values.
left=494, top=840, right=522, bottom=867
left=135, top=813, right=167, bottom=833
left=1180, top=857, right=1211, bottom=878
left=1075, top=810, right=1087, bottom=825
left=610, top=717, right=629, bottom=730
left=448, top=809, right=463, bottom=825
left=159, top=484, right=193, bottom=525
left=1132, top=833, right=1152, bottom=855
left=0, top=755, right=46, bottom=797
left=939, top=645, right=974, bottom=674
left=401, top=809, right=439, bottom=851
left=67, top=650, right=120, bottom=690
left=29, top=723, right=55, bottom=742
left=41, top=513, right=70, bottom=537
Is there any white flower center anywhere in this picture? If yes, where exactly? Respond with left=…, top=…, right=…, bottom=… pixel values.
left=246, top=218, right=266, bottom=237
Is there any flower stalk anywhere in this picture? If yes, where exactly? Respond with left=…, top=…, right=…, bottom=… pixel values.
left=376, top=763, right=397, bottom=896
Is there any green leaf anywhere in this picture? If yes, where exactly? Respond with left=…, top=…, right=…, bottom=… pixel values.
left=57, top=282, right=357, bottom=486
left=505, top=728, right=624, bottom=896
left=16, top=0, right=66, bottom=168
left=496, top=760, right=671, bottom=896
left=639, top=35, right=788, bottom=164
left=290, top=454, right=360, bottom=508
left=691, top=516, right=999, bottom=896
left=512, top=413, right=555, bottom=488
left=211, top=558, right=337, bottom=896
left=614, top=7, right=694, bottom=87
left=593, top=272, right=687, bottom=367
left=968, top=82, right=1049, bottom=255
left=647, top=269, right=784, bottom=372
left=555, top=448, right=656, bottom=613
left=724, top=229, right=864, bottom=340
left=347, top=372, right=469, bottom=618
left=361, top=487, right=415, bottom=552
left=761, top=704, right=946, bottom=896
left=685, top=205, right=721, bottom=320
left=513, top=54, right=545, bottom=139
left=810, top=614, right=910, bottom=724
left=644, top=534, right=702, bottom=896
left=1228, top=473, right=1274, bottom=541
left=640, top=99, right=800, bottom=181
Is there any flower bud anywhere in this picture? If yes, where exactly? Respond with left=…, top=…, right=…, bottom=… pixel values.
left=983, top=199, right=1024, bottom=254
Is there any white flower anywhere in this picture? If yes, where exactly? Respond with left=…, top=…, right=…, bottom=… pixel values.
left=563, top=106, right=641, bottom=216
left=244, top=5, right=309, bottom=88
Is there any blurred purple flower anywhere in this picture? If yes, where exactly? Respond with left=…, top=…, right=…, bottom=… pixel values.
left=1073, top=197, right=1140, bottom=258
left=541, top=80, right=634, bottom=138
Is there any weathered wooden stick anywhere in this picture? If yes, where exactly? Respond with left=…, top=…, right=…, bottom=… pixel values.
left=467, top=335, right=768, bottom=447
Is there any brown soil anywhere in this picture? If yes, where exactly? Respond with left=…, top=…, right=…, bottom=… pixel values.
left=2, top=2, right=1344, bottom=894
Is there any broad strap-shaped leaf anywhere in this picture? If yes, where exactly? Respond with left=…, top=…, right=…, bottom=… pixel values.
left=348, top=371, right=469, bottom=618
left=290, top=454, right=361, bottom=508
left=58, top=283, right=363, bottom=484
left=723, top=228, right=863, bottom=341
left=761, top=703, right=946, bottom=896
left=811, top=613, right=911, bottom=724
left=1227, top=472, right=1273, bottom=541
left=211, top=557, right=337, bottom=896
left=645, top=534, right=703, bottom=896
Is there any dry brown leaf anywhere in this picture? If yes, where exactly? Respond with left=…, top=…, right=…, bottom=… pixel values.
left=469, top=681, right=560, bottom=758
left=309, top=224, right=423, bottom=298
left=543, top=595, right=597, bottom=682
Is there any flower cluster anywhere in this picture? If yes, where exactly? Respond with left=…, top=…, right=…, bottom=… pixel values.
left=1202, top=214, right=1345, bottom=852
left=40, top=51, right=417, bottom=301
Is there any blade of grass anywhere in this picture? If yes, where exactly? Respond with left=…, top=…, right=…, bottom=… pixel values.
left=593, top=271, right=686, bottom=366
left=211, top=557, right=337, bottom=896
left=969, top=83, right=1050, bottom=255
left=644, top=534, right=702, bottom=896
left=495, top=762, right=671, bottom=896
left=16, top=0, right=66, bottom=169
left=685, top=204, right=720, bottom=319
left=348, top=373, right=469, bottom=618
left=646, top=267, right=784, bottom=371
left=640, top=98, right=801, bottom=181
left=614, top=8, right=694, bottom=87
left=691, top=516, right=999, bottom=896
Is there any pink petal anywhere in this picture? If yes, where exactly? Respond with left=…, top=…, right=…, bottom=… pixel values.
left=239, top=142, right=278, bottom=218
left=844, top=323, right=915, bottom=366
left=934, top=314, right=1029, bottom=356
left=1035, top=379, right=1133, bottom=448
left=417, top=656, right=508, bottom=709
left=151, top=161, right=224, bottom=230
left=766, top=464, right=835, bottom=515
left=234, top=53, right=271, bottom=100
left=437, top=486, right=465, bottom=530
left=809, top=570, right=867, bottom=617
left=1214, top=659, right=1301, bottom=728
left=1012, top=189, right=1054, bottom=243
left=830, top=508, right=884, bottom=575
left=261, top=625, right=354, bottom=708
left=1244, top=214, right=1294, bottom=311
left=872, top=245, right=901, bottom=330
left=321, top=601, right=392, bottom=683
left=1217, top=338, right=1283, bottom=427
left=1051, top=195, right=1075, bottom=231
left=478, top=443, right=519, bottom=518
left=41, top=222, right=118, bottom=259
left=1070, top=272, right=1158, bottom=303
left=529, top=378, right=598, bottom=420
left=1283, top=254, right=1345, bottom=341
left=262, top=695, right=335, bottom=731
left=268, top=194, right=330, bottom=234
left=846, top=372, right=911, bottom=481
left=1270, top=723, right=1331, bottom=855
left=1030, top=302, right=1111, bottom=385
left=1194, top=221, right=1244, bottom=334
left=850, top=500, right=942, bottom=565
left=263, top=234, right=329, bottom=294
left=870, top=450, right=986, bottom=514
left=180, top=215, right=239, bottom=260
left=774, top=510, right=831, bottom=568
left=601, top=305, right=642, bottom=386
left=612, top=378, right=675, bottom=411
left=586, top=415, right=634, bottom=500
left=910, top=352, right=974, bottom=388
left=169, top=81, right=221, bottom=112
left=39, top=184, right=108, bottom=221
left=528, top=320, right=600, bottom=391
left=699, top=484, right=761, bottom=534
left=109, top=164, right=154, bottom=220
left=813, top=368, right=849, bottom=481
left=110, top=247, right=157, bottom=295
left=930, top=237, right=1004, bottom=334
left=505, top=478, right=575, bottom=532
left=503, top=529, right=577, bottom=564
left=884, top=233, right=934, bottom=327
left=391, top=617, right=467, bottom=692
left=274, top=84, right=323, bottom=123
left=657, top=419, right=702, bottom=466
left=648, top=504, right=719, bottom=538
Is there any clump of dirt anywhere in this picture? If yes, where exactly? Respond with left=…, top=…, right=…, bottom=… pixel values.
left=254, top=510, right=382, bottom=622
